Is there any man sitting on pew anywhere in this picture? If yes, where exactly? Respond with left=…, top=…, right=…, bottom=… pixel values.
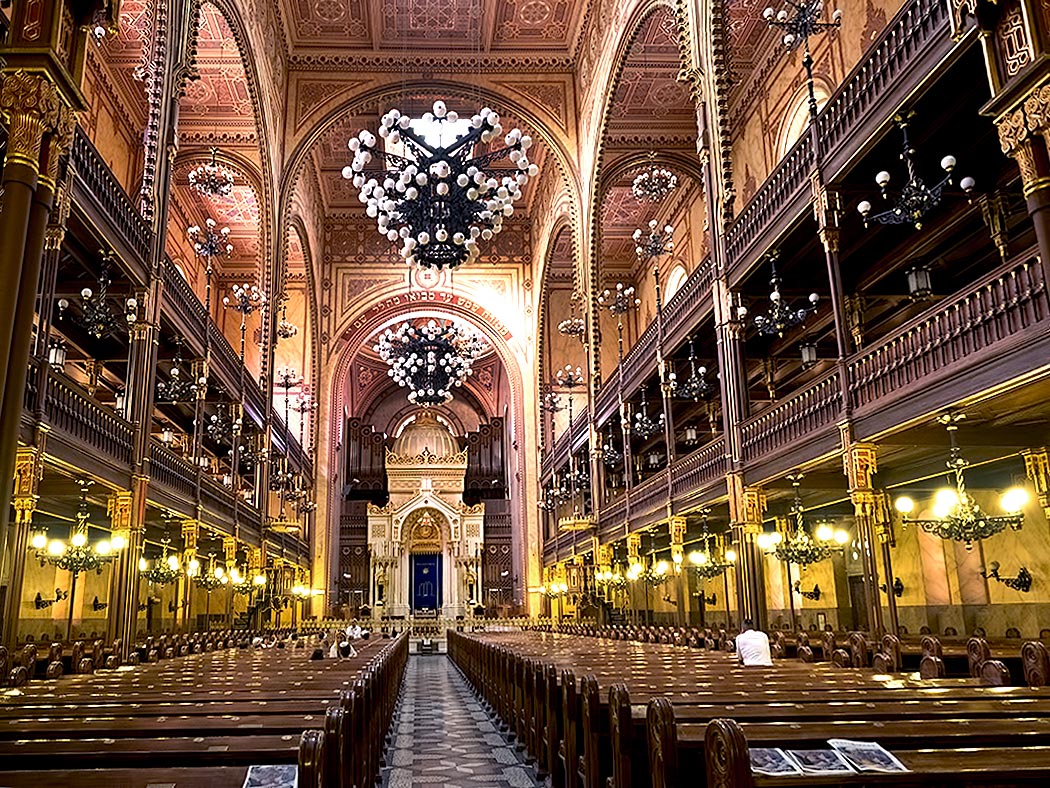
left=735, top=620, right=773, bottom=667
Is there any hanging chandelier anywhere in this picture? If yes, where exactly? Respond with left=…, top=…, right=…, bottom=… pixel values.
left=194, top=555, right=227, bottom=591
left=599, top=281, right=641, bottom=316
left=206, top=401, right=239, bottom=444
left=769, top=473, right=848, bottom=566
left=633, top=220, right=674, bottom=259
left=30, top=481, right=123, bottom=575
left=276, top=297, right=299, bottom=340
left=857, top=113, right=974, bottom=230
left=343, top=100, right=538, bottom=270
left=374, top=319, right=484, bottom=406
left=894, top=413, right=1027, bottom=549
left=156, top=338, right=199, bottom=404
left=558, top=315, right=586, bottom=340
left=188, top=218, right=233, bottom=259
left=57, top=252, right=136, bottom=340
left=188, top=147, right=235, bottom=197
left=602, top=424, right=621, bottom=467
left=139, top=538, right=182, bottom=585
left=633, top=387, right=664, bottom=440
left=675, top=338, right=712, bottom=401
left=632, top=156, right=679, bottom=203
left=538, top=477, right=570, bottom=510
left=750, top=255, right=819, bottom=338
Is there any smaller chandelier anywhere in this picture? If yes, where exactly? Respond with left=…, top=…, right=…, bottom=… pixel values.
left=633, top=219, right=674, bottom=259
left=602, top=425, right=621, bottom=467
left=632, top=156, right=679, bottom=203
left=542, top=388, right=564, bottom=414
left=276, top=366, right=303, bottom=391
left=763, top=0, right=842, bottom=49
left=555, top=364, right=585, bottom=390
left=188, top=147, right=235, bottom=197
left=768, top=474, right=848, bottom=566
left=558, top=316, right=586, bottom=340
left=538, top=477, right=570, bottom=510
left=206, top=401, right=240, bottom=444
left=344, top=101, right=538, bottom=270
left=375, top=320, right=483, bottom=406
left=188, top=218, right=233, bottom=259
left=223, top=283, right=266, bottom=317
left=675, top=338, right=712, bottom=401
left=599, top=281, right=641, bottom=316
left=57, top=252, right=136, bottom=340
left=276, top=295, right=299, bottom=340
left=857, top=114, right=975, bottom=230
left=139, top=538, right=182, bottom=585
left=633, top=387, right=664, bottom=440
left=156, top=338, right=200, bottom=404
left=194, top=556, right=228, bottom=591
left=894, top=413, right=1026, bottom=549
left=750, top=256, right=819, bottom=338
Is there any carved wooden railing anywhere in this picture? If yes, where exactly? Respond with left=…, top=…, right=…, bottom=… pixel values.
left=70, top=127, right=151, bottom=268
left=540, top=408, right=590, bottom=478
left=272, top=409, right=312, bottom=480
left=148, top=442, right=197, bottom=501
left=44, top=373, right=133, bottom=467
left=161, top=256, right=208, bottom=349
left=741, top=370, right=842, bottom=463
left=725, top=0, right=952, bottom=270
left=200, top=475, right=237, bottom=525
left=628, top=468, right=670, bottom=528
left=849, top=253, right=1048, bottom=412
left=670, top=437, right=726, bottom=501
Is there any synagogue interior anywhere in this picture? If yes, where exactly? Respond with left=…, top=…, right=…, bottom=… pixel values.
left=1, top=0, right=1050, bottom=784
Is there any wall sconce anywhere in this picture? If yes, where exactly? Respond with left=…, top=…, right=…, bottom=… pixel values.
left=47, top=339, right=68, bottom=372
left=694, top=591, right=716, bottom=606
left=981, top=561, right=1033, bottom=593
left=793, top=580, right=821, bottom=601
left=879, top=577, right=905, bottom=597
left=114, top=389, right=126, bottom=414
left=91, top=595, right=109, bottom=611
left=34, top=589, right=68, bottom=609
left=682, top=425, right=699, bottom=445
left=168, top=599, right=188, bottom=613
left=906, top=265, right=932, bottom=300
left=646, top=451, right=662, bottom=468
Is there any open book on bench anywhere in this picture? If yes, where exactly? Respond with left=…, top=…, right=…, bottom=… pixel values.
left=749, top=739, right=909, bottom=776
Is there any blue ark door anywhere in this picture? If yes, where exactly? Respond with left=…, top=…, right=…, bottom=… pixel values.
left=411, top=553, right=441, bottom=611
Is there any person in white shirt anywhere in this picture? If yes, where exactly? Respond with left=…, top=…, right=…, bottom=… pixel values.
left=735, top=620, right=773, bottom=666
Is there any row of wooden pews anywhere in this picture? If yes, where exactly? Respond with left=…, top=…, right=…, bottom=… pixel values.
left=449, top=629, right=1050, bottom=787
left=0, top=631, right=408, bottom=787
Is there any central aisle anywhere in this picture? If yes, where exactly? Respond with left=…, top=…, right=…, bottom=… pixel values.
left=383, top=654, right=543, bottom=788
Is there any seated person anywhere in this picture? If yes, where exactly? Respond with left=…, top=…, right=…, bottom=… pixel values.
left=328, top=641, right=339, bottom=659
left=309, top=648, right=324, bottom=660
left=338, top=640, right=357, bottom=658
left=735, top=619, right=773, bottom=667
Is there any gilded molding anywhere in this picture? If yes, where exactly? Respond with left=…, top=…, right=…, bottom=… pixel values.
left=108, top=491, right=135, bottom=532
left=0, top=70, right=61, bottom=171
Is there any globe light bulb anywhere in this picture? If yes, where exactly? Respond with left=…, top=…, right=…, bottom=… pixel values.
left=655, top=561, right=669, bottom=575
left=815, top=523, right=834, bottom=542
left=833, top=530, right=850, bottom=545
left=48, top=540, right=66, bottom=556
left=30, top=532, right=47, bottom=550
left=111, top=534, right=127, bottom=551
left=71, top=531, right=87, bottom=548
left=894, top=495, right=915, bottom=514
left=933, top=488, right=959, bottom=517
left=724, top=548, right=738, bottom=563
left=95, top=540, right=112, bottom=555
left=1001, top=486, right=1030, bottom=514
left=167, top=554, right=181, bottom=571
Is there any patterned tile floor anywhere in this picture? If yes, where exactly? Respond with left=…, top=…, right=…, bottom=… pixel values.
left=382, top=655, right=543, bottom=788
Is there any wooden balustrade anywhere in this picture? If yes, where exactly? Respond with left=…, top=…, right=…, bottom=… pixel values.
left=541, top=408, right=590, bottom=478
left=161, top=256, right=208, bottom=350
left=69, top=127, right=151, bottom=272
left=724, top=0, right=952, bottom=272
left=670, top=437, right=725, bottom=503
left=148, top=442, right=198, bottom=502
left=849, top=252, right=1049, bottom=415
left=740, top=370, right=842, bottom=464
left=200, top=475, right=237, bottom=527
left=44, top=372, right=133, bottom=467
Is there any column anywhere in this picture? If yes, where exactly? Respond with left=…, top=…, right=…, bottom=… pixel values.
left=1023, top=448, right=1050, bottom=521
left=841, top=429, right=885, bottom=637
left=997, top=94, right=1050, bottom=281
left=1, top=446, right=46, bottom=646
left=669, top=516, right=686, bottom=626
left=728, top=474, right=767, bottom=630
left=180, top=519, right=199, bottom=633
left=107, top=490, right=141, bottom=652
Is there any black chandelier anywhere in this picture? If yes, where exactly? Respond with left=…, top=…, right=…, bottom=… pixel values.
left=599, top=281, right=641, bottom=317
left=57, top=252, right=136, bottom=340
left=538, top=477, right=570, bottom=511
left=893, top=413, right=1026, bottom=548
left=188, top=147, right=235, bottom=197
left=633, top=219, right=674, bottom=259
left=193, top=554, right=227, bottom=592
left=632, top=154, right=678, bottom=203
left=770, top=473, right=845, bottom=566
left=206, top=401, right=239, bottom=444
left=156, top=338, right=200, bottom=404
left=30, top=481, right=123, bottom=576
left=674, top=338, right=712, bottom=401
left=140, top=538, right=182, bottom=586
left=275, top=292, right=299, bottom=340
left=343, top=101, right=538, bottom=270
left=750, top=256, right=819, bottom=338
left=633, top=387, right=664, bottom=440
left=857, top=113, right=975, bottom=230
left=188, top=218, right=233, bottom=259
left=375, top=319, right=483, bottom=406
left=602, top=424, right=621, bottom=467
left=223, top=283, right=267, bottom=363
left=763, top=0, right=842, bottom=49
left=689, top=515, right=737, bottom=580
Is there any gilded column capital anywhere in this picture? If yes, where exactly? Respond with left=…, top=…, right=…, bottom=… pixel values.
left=0, top=70, right=62, bottom=172
left=1023, top=447, right=1050, bottom=519
left=626, top=531, right=641, bottom=559
left=843, top=441, right=879, bottom=491
left=108, top=490, right=135, bottom=532
left=1023, top=82, right=1050, bottom=136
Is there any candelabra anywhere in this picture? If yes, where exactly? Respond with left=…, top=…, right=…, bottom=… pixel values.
left=57, top=252, right=137, bottom=340
left=857, top=113, right=975, bottom=230
left=275, top=292, right=299, bottom=340
left=187, top=219, right=232, bottom=319
left=343, top=100, right=538, bottom=269
left=633, top=219, right=674, bottom=259
left=600, top=281, right=640, bottom=486
left=762, top=0, right=843, bottom=118
left=601, top=424, right=621, bottom=468
left=223, top=283, right=267, bottom=363
left=554, top=364, right=587, bottom=516
left=189, top=147, right=235, bottom=197
left=980, top=562, right=1032, bottom=593
left=893, top=413, right=1027, bottom=548
left=748, top=255, right=819, bottom=338
left=293, top=392, right=317, bottom=452
left=139, top=538, right=182, bottom=585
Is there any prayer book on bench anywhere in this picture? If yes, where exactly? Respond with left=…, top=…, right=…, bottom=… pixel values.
left=783, top=749, right=856, bottom=775
left=828, top=739, right=910, bottom=772
left=749, top=747, right=802, bottom=775
left=242, top=764, right=298, bottom=788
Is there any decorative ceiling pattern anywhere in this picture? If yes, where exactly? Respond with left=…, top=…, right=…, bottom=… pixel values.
left=278, top=0, right=586, bottom=53
left=603, top=8, right=695, bottom=148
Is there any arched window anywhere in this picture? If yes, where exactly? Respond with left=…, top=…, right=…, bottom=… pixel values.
left=665, top=264, right=688, bottom=300
left=778, top=83, right=831, bottom=158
